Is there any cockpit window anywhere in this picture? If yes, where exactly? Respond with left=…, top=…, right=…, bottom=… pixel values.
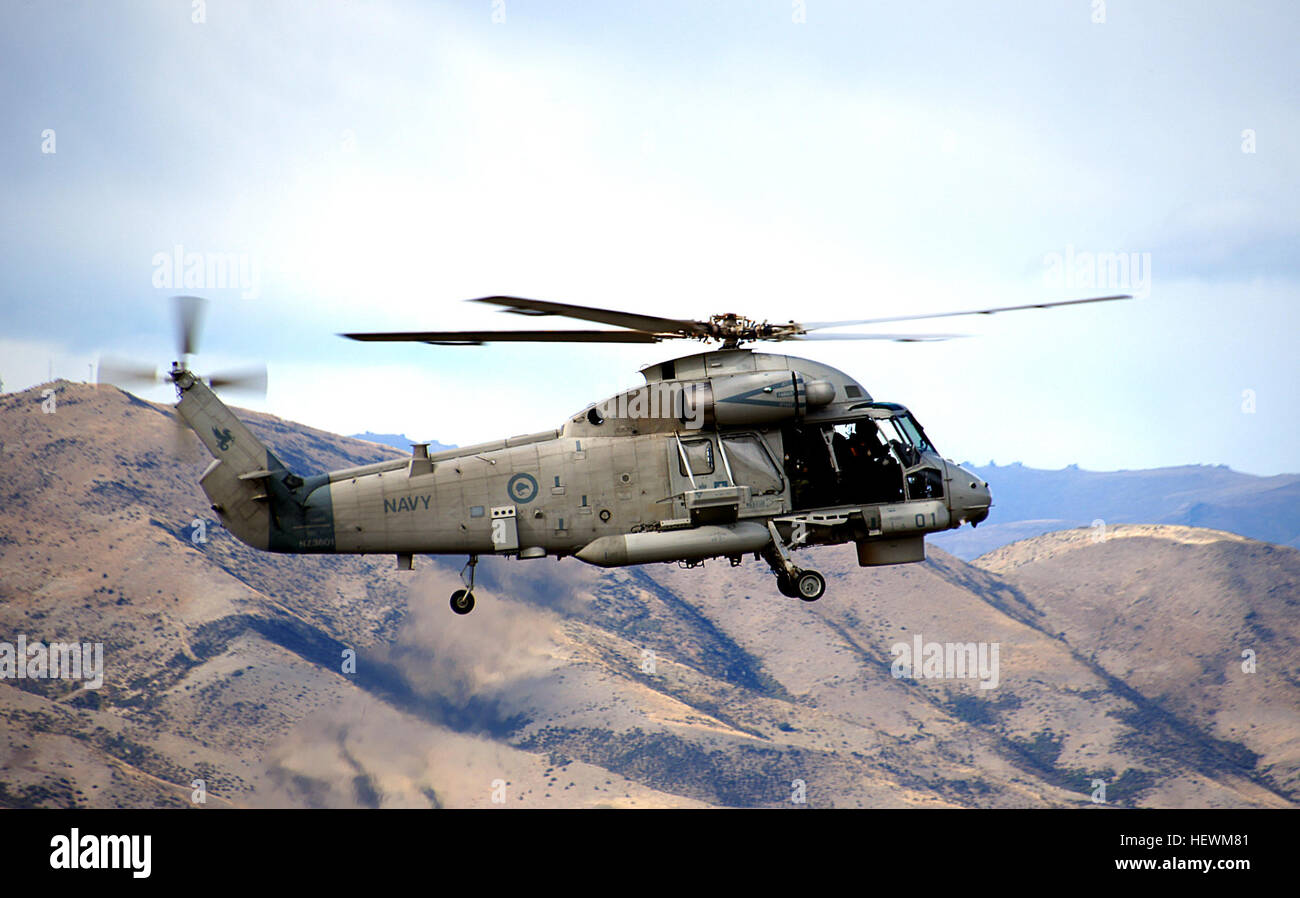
left=906, top=467, right=945, bottom=500
left=865, top=414, right=935, bottom=468
left=895, top=414, right=935, bottom=454
left=874, top=416, right=906, bottom=446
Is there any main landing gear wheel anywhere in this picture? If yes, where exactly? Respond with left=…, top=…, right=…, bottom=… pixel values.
left=795, top=570, right=825, bottom=602
left=450, top=588, right=475, bottom=615
left=761, top=523, right=825, bottom=602
left=450, top=554, right=479, bottom=615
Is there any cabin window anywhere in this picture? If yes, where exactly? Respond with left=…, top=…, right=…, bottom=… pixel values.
left=721, top=433, right=784, bottom=495
left=678, top=438, right=715, bottom=477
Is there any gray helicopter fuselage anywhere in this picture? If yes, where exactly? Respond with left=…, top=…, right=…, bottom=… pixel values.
left=180, top=348, right=990, bottom=572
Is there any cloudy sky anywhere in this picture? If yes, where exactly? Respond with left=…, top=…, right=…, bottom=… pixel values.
left=2, top=1, right=1297, bottom=474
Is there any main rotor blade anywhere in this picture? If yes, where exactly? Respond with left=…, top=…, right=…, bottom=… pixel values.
left=803, top=294, right=1132, bottom=330
left=341, top=329, right=672, bottom=345
left=175, top=295, right=207, bottom=357
left=471, top=296, right=709, bottom=337
left=788, top=332, right=966, bottom=343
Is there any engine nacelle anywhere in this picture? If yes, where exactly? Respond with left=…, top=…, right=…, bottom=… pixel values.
left=687, top=371, right=835, bottom=427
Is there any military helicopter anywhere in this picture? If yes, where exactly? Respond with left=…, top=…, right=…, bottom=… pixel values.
left=104, top=292, right=1129, bottom=614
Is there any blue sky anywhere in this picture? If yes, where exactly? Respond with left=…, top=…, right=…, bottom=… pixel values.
left=2, top=1, right=1297, bottom=474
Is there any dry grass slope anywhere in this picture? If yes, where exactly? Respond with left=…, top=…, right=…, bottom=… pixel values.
left=0, top=382, right=1295, bottom=808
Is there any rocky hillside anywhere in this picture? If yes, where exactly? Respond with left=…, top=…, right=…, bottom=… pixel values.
left=0, top=382, right=1295, bottom=808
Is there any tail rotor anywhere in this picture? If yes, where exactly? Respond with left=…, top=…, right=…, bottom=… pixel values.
left=97, top=295, right=268, bottom=459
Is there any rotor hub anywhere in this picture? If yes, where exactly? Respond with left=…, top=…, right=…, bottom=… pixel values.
left=705, top=314, right=802, bottom=348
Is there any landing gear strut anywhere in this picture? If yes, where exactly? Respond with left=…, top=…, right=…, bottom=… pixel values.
left=450, top=555, right=478, bottom=615
left=763, top=522, right=826, bottom=602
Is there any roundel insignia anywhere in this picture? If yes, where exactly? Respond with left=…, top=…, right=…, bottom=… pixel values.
left=507, top=473, right=539, bottom=504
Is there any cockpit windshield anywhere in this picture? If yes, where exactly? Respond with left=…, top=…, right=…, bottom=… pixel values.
left=871, top=414, right=933, bottom=453
left=894, top=413, right=935, bottom=454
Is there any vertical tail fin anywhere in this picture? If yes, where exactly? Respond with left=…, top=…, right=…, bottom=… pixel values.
left=174, top=371, right=335, bottom=553
left=176, top=372, right=286, bottom=476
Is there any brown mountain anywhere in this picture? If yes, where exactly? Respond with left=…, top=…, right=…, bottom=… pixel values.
left=929, top=462, right=1300, bottom=559
left=0, top=381, right=1295, bottom=808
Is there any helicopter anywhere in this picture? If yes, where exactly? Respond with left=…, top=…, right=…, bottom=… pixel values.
left=103, top=292, right=1129, bottom=614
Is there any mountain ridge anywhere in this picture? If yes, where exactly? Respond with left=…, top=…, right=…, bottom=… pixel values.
left=932, top=461, right=1300, bottom=558
left=0, top=382, right=1294, bottom=808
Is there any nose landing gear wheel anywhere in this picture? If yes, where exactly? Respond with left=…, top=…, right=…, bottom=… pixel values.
left=795, top=570, right=825, bottom=602
left=450, top=589, right=475, bottom=615
left=776, top=574, right=799, bottom=598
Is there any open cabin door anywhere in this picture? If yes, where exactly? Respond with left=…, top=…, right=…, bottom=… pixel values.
left=781, top=420, right=906, bottom=510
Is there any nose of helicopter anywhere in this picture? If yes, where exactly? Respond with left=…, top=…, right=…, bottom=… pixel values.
left=947, top=462, right=991, bottom=527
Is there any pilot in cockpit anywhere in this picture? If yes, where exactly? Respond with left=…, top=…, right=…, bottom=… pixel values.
left=850, top=421, right=885, bottom=462
left=847, top=420, right=903, bottom=503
